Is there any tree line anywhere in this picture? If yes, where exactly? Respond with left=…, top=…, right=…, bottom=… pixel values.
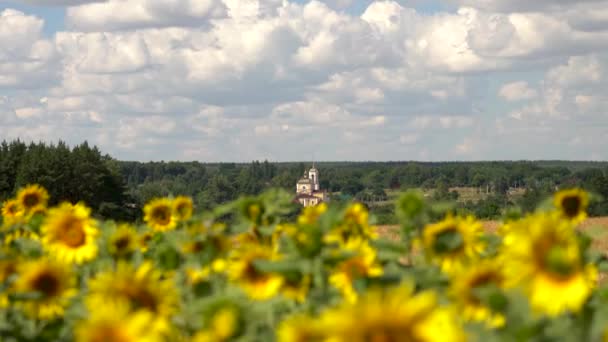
left=2, top=140, right=607, bottom=223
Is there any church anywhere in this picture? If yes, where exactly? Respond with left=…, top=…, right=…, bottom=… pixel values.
left=295, top=164, right=329, bottom=207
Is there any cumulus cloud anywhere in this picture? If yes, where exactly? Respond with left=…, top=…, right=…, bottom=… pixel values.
left=0, top=9, right=58, bottom=88
left=20, top=0, right=107, bottom=5
left=449, top=0, right=606, bottom=13
left=2, top=1, right=608, bottom=161
left=499, top=81, right=538, bottom=101
left=66, top=0, right=227, bottom=31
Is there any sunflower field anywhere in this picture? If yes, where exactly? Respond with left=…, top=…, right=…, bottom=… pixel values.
left=1, top=184, right=608, bottom=341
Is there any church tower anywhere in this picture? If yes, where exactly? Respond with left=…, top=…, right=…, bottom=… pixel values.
left=294, top=163, right=329, bottom=207
left=308, top=163, right=319, bottom=191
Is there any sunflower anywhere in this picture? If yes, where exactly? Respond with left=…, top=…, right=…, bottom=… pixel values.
left=86, top=261, right=179, bottom=331
left=26, top=204, right=47, bottom=218
left=144, top=198, right=178, bottom=232
left=139, top=231, right=155, bottom=252
left=3, top=227, right=39, bottom=246
left=325, top=203, right=377, bottom=245
left=281, top=273, right=311, bottom=303
left=277, top=314, right=325, bottom=342
left=1, top=199, right=24, bottom=226
left=40, top=202, right=99, bottom=264
left=16, top=184, right=49, bottom=213
left=227, top=244, right=284, bottom=300
left=297, top=203, right=327, bottom=225
left=501, top=212, right=597, bottom=316
left=317, top=283, right=465, bottom=342
left=448, top=259, right=506, bottom=327
left=0, top=258, right=18, bottom=308
left=75, top=301, right=163, bottom=342
left=421, top=215, right=485, bottom=273
left=329, top=239, right=383, bottom=303
left=108, top=224, right=139, bottom=258
left=173, top=196, right=194, bottom=222
left=13, top=259, right=77, bottom=319
left=554, top=188, right=589, bottom=224
left=193, top=302, right=243, bottom=342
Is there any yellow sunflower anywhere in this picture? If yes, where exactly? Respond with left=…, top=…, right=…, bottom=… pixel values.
left=40, top=202, right=99, bottom=264
left=193, top=304, right=243, bottom=342
left=86, top=261, right=179, bottom=332
left=324, top=203, right=377, bottom=245
left=173, top=196, right=194, bottom=222
left=75, top=301, right=163, bottom=342
left=281, top=273, right=311, bottom=303
left=501, top=212, right=597, bottom=316
left=297, top=203, right=327, bottom=225
left=13, top=259, right=77, bottom=319
left=421, top=215, right=485, bottom=273
left=317, top=283, right=466, bottom=342
left=277, top=313, right=326, bottom=342
left=1, top=199, right=24, bottom=226
left=3, top=227, right=39, bottom=246
left=448, top=259, right=506, bottom=327
left=0, top=258, right=18, bottom=308
left=227, top=244, right=284, bottom=300
left=144, top=198, right=178, bottom=232
left=329, top=239, right=383, bottom=303
left=553, top=188, right=589, bottom=224
left=108, top=224, right=139, bottom=257
left=139, top=231, right=154, bottom=252
left=16, top=184, right=49, bottom=213
left=26, top=204, right=47, bottom=218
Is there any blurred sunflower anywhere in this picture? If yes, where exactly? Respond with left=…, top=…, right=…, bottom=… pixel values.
left=277, top=313, right=325, bottom=342
left=227, top=244, right=284, bottom=300
left=139, top=231, right=154, bottom=252
left=325, top=203, right=377, bottom=245
left=41, top=202, right=99, bottom=264
left=448, top=259, right=506, bottom=327
left=144, top=198, right=178, bottom=232
left=281, top=272, right=311, bottom=303
left=554, top=188, right=589, bottom=224
left=0, top=258, right=18, bottom=308
left=297, top=203, right=327, bottom=225
left=173, top=196, right=194, bottom=222
left=193, top=303, right=243, bottom=342
left=318, top=283, right=465, bottom=342
left=1, top=199, right=24, bottom=226
left=3, top=227, right=39, bottom=246
left=421, top=215, right=485, bottom=273
left=16, top=184, right=49, bottom=213
left=108, top=224, right=139, bottom=258
left=13, top=259, right=77, bottom=319
left=501, top=212, right=597, bottom=316
left=87, top=262, right=179, bottom=331
left=26, top=204, right=47, bottom=218
left=329, top=239, right=383, bottom=303
left=75, top=302, right=162, bottom=342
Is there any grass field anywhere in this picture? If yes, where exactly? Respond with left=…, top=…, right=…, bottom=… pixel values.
left=379, top=216, right=608, bottom=253
left=378, top=217, right=608, bottom=283
left=385, top=186, right=527, bottom=204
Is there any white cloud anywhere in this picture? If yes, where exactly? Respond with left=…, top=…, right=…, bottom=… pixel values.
left=3, top=1, right=608, bottom=161
left=0, top=9, right=58, bottom=88
left=449, top=0, right=606, bottom=13
left=21, top=0, right=107, bottom=5
left=66, top=0, right=227, bottom=31
left=499, top=81, right=538, bottom=101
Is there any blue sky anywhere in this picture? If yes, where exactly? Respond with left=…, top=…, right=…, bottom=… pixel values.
left=1, top=0, right=607, bottom=161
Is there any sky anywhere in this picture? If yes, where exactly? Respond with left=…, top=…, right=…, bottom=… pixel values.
left=0, top=0, right=607, bottom=162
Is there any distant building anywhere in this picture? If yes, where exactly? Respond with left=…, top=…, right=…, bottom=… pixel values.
left=295, top=164, right=329, bottom=207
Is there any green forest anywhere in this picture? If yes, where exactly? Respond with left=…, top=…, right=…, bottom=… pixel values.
left=2, top=140, right=607, bottom=223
